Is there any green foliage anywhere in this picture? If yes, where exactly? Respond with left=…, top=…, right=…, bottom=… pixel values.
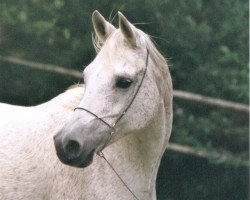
left=0, top=0, right=248, bottom=199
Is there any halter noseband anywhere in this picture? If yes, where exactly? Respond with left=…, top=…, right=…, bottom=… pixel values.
left=74, top=49, right=149, bottom=153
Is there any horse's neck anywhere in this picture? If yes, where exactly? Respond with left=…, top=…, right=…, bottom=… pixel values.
left=102, top=105, right=171, bottom=200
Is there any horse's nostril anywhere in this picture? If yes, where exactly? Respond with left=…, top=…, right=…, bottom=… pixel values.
left=64, top=140, right=82, bottom=159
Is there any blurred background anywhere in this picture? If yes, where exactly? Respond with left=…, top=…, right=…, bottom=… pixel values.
left=0, top=0, right=248, bottom=199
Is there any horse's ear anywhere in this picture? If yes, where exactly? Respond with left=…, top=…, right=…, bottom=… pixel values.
left=118, top=11, right=136, bottom=47
left=92, top=10, right=115, bottom=42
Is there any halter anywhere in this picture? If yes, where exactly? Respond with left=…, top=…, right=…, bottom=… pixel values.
left=74, top=49, right=149, bottom=152
left=74, top=49, right=149, bottom=200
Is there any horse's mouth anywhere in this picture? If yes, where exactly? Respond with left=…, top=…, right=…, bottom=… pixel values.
left=74, top=150, right=95, bottom=168
left=58, top=149, right=95, bottom=168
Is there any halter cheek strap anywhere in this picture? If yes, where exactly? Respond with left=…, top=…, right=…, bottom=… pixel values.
left=74, top=49, right=149, bottom=152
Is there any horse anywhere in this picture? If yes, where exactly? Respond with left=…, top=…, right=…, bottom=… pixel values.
left=0, top=11, right=172, bottom=200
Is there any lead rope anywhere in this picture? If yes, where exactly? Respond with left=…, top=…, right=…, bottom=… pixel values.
left=97, top=151, right=140, bottom=200
left=74, top=49, right=149, bottom=200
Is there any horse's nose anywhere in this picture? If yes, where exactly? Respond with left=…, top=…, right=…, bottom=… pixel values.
left=63, top=139, right=83, bottom=160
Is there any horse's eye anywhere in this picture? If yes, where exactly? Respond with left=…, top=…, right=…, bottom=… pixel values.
left=115, top=77, right=133, bottom=89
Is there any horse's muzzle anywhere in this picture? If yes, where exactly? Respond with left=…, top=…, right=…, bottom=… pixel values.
left=53, top=133, right=95, bottom=168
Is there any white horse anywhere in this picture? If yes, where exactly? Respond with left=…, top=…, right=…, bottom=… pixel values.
left=0, top=11, right=172, bottom=200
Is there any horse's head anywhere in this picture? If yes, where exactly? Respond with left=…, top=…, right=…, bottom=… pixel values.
left=54, top=11, right=172, bottom=168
